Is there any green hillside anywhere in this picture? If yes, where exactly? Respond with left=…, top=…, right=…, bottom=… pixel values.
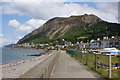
left=17, top=14, right=120, bottom=44
left=59, top=21, right=120, bottom=43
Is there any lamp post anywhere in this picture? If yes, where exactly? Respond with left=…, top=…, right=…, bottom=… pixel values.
left=108, top=54, right=111, bottom=78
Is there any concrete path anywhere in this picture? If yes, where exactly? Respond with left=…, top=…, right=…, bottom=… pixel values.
left=50, top=51, right=102, bottom=78
left=19, top=51, right=58, bottom=78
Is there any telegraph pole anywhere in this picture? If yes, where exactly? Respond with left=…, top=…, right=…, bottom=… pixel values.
left=95, top=54, right=97, bottom=70
left=108, top=54, right=111, bottom=78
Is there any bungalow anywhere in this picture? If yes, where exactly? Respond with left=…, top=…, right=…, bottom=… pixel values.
left=109, top=36, right=120, bottom=49
left=90, top=40, right=101, bottom=49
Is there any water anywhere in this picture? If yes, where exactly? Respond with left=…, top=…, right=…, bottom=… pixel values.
left=0, top=48, right=45, bottom=64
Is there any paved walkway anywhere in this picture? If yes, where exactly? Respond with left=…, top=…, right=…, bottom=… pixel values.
left=50, top=51, right=102, bottom=78
left=19, top=52, right=58, bottom=78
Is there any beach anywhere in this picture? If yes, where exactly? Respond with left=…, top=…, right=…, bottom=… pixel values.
left=1, top=50, right=57, bottom=78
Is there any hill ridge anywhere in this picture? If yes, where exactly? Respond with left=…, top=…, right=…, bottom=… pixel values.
left=17, top=14, right=120, bottom=44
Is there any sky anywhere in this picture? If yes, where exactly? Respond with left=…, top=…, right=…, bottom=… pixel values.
left=0, top=0, right=119, bottom=47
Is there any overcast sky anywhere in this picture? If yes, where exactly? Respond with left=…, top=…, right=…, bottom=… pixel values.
left=0, top=0, right=119, bottom=47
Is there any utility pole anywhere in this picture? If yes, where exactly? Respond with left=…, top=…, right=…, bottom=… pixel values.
left=108, top=54, right=111, bottom=78
left=118, top=54, right=120, bottom=80
left=95, top=54, right=97, bottom=70
left=86, top=53, right=88, bottom=65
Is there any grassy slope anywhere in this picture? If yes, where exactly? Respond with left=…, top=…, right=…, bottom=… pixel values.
left=19, top=21, right=120, bottom=44
left=60, top=21, right=120, bottom=42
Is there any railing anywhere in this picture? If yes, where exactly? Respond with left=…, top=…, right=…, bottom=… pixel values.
left=66, top=50, right=120, bottom=79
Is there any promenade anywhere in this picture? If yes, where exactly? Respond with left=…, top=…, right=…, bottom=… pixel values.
left=50, top=51, right=101, bottom=78
left=19, top=50, right=103, bottom=79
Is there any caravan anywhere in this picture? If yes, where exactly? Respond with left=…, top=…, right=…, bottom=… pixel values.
left=100, top=48, right=119, bottom=56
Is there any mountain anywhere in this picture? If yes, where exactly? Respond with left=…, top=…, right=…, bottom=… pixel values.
left=4, top=44, right=16, bottom=48
left=17, top=14, right=120, bottom=44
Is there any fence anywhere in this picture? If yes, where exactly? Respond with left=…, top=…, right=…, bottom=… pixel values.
left=66, top=50, right=120, bottom=79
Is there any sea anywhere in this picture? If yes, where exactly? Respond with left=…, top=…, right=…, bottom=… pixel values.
left=0, top=48, right=45, bottom=64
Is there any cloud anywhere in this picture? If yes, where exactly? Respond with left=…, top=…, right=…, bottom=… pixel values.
left=1, top=0, right=67, bottom=2
left=0, top=34, right=18, bottom=47
left=1, top=2, right=118, bottom=23
left=6, top=18, right=46, bottom=46
left=94, top=2, right=118, bottom=23
left=25, top=19, right=46, bottom=28
left=0, top=34, right=3, bottom=37
left=1, top=38, right=17, bottom=44
left=1, top=38, right=18, bottom=45
left=8, top=19, right=20, bottom=28
left=17, top=36, right=23, bottom=39
left=1, top=0, right=119, bottom=2
left=8, top=19, right=46, bottom=33
left=16, top=25, right=32, bottom=32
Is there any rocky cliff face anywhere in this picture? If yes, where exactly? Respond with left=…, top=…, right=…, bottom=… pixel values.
left=17, top=14, right=104, bottom=44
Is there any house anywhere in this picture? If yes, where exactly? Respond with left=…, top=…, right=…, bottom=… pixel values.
left=22, top=43, right=30, bottom=47
left=89, top=38, right=101, bottom=49
left=77, top=43, right=84, bottom=50
left=76, top=42, right=89, bottom=50
left=90, top=40, right=101, bottom=49
left=89, top=36, right=120, bottom=49
left=109, top=36, right=120, bottom=49
left=101, top=40, right=109, bottom=48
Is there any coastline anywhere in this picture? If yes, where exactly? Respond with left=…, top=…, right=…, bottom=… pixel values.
left=5, top=47, right=47, bottom=51
left=1, top=48, right=48, bottom=65
left=1, top=50, right=57, bottom=78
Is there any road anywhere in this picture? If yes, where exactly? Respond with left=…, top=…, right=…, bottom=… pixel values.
left=50, top=51, right=102, bottom=78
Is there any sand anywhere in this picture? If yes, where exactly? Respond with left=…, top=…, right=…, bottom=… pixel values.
left=1, top=50, right=56, bottom=78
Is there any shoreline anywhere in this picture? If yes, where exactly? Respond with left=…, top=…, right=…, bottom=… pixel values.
left=1, top=49, right=52, bottom=65
left=1, top=56, right=36, bottom=65
left=1, top=50, right=57, bottom=78
left=1, top=48, right=49, bottom=65
left=3, top=47, right=47, bottom=51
